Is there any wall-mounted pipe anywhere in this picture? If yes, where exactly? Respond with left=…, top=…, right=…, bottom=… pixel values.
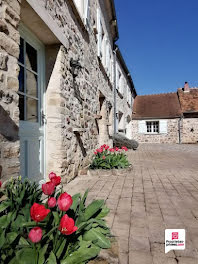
left=113, top=47, right=118, bottom=135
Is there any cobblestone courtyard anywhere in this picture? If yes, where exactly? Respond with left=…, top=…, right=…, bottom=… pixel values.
left=65, top=144, right=198, bottom=264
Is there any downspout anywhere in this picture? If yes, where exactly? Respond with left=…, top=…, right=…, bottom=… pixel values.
left=178, top=115, right=183, bottom=144
left=113, top=47, right=118, bottom=135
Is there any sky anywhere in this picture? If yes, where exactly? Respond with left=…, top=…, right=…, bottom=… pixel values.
left=114, top=0, right=198, bottom=95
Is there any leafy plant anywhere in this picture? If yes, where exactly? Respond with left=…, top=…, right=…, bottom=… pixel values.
left=0, top=174, right=111, bottom=264
left=90, top=145, right=130, bottom=170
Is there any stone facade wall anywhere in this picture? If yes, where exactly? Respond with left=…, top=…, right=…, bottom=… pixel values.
left=41, top=0, right=115, bottom=181
left=181, top=118, right=198, bottom=143
left=0, top=0, right=21, bottom=181
left=132, top=119, right=180, bottom=143
left=0, top=0, right=134, bottom=183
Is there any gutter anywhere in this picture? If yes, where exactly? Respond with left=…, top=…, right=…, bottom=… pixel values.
left=110, top=0, right=119, bottom=41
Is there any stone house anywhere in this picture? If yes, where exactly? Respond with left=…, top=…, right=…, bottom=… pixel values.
left=132, top=82, right=198, bottom=144
left=0, top=0, right=136, bottom=184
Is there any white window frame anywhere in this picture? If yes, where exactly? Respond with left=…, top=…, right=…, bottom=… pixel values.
left=73, top=0, right=90, bottom=28
left=146, top=121, right=160, bottom=134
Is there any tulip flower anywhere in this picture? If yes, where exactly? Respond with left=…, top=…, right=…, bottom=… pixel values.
left=28, top=227, right=42, bottom=243
left=51, top=176, right=61, bottom=186
left=59, top=214, right=78, bottom=235
left=30, top=203, right=50, bottom=222
left=102, top=155, right=106, bottom=159
left=42, top=181, right=55, bottom=196
left=115, top=147, right=119, bottom=151
left=48, top=197, right=56, bottom=208
left=49, top=172, right=57, bottom=179
left=109, top=148, right=115, bottom=152
left=0, top=181, right=1, bottom=188
left=57, top=192, right=73, bottom=211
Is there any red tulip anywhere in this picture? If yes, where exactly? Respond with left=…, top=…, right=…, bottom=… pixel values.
left=96, top=148, right=103, bottom=153
left=28, top=227, right=42, bottom=243
left=105, top=146, right=109, bottom=150
left=51, top=176, right=61, bottom=186
left=48, top=197, right=56, bottom=208
left=30, top=203, right=50, bottom=222
left=59, top=214, right=78, bottom=235
left=115, top=147, right=119, bottom=151
left=109, top=148, right=115, bottom=152
left=57, top=193, right=73, bottom=211
left=42, top=181, right=55, bottom=195
left=122, top=146, right=128, bottom=151
left=102, top=155, right=106, bottom=159
left=94, top=151, right=97, bottom=155
left=0, top=181, right=1, bottom=188
left=49, top=172, right=56, bottom=180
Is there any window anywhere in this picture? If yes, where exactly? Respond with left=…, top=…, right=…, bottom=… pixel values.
left=18, top=37, right=39, bottom=122
left=146, top=121, right=159, bottom=133
left=73, top=0, right=90, bottom=28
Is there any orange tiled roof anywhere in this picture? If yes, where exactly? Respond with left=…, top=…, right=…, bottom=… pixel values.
left=178, top=88, right=198, bottom=113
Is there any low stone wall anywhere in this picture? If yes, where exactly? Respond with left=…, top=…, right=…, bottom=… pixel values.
left=132, top=119, right=180, bottom=144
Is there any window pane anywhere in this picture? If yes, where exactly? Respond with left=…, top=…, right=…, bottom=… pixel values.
left=18, top=65, right=25, bottom=93
left=19, top=38, right=24, bottom=64
left=19, top=94, right=25, bottom=120
left=26, top=97, right=38, bottom=122
left=26, top=70, right=38, bottom=98
left=26, top=42, right=37, bottom=72
left=147, top=122, right=152, bottom=132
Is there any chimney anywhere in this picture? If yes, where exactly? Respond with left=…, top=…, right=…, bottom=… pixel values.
left=184, top=81, right=190, bottom=92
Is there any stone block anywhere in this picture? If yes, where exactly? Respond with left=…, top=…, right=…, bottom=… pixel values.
left=5, top=0, right=20, bottom=15
left=7, top=76, right=18, bottom=91
left=0, top=52, right=8, bottom=70
left=0, top=4, right=20, bottom=28
left=0, top=32, right=19, bottom=57
left=0, top=19, right=9, bottom=34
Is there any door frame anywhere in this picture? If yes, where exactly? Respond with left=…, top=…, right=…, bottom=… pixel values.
left=19, top=23, right=46, bottom=183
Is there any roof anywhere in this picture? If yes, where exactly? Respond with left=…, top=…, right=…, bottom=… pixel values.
left=132, top=93, right=182, bottom=119
left=178, top=88, right=198, bottom=113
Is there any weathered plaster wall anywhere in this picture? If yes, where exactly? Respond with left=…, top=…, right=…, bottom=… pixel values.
left=0, top=0, right=21, bottom=181
left=132, top=119, right=180, bottom=143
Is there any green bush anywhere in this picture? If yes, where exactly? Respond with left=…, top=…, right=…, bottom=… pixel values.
left=90, top=145, right=130, bottom=170
left=0, top=176, right=111, bottom=264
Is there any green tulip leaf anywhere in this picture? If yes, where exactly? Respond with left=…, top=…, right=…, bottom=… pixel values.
left=47, top=251, right=57, bottom=264
left=84, top=200, right=104, bottom=221
left=83, top=228, right=111, bottom=249
left=38, top=244, right=48, bottom=264
left=70, top=193, right=81, bottom=212
left=6, top=232, right=18, bottom=244
left=61, top=241, right=100, bottom=264
left=16, top=248, right=37, bottom=264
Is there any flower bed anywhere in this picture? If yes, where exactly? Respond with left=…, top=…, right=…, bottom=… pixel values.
left=89, top=145, right=130, bottom=170
left=0, top=173, right=112, bottom=264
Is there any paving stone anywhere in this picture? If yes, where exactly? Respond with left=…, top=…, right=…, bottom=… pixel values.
left=64, top=144, right=198, bottom=264
left=129, top=250, right=153, bottom=264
